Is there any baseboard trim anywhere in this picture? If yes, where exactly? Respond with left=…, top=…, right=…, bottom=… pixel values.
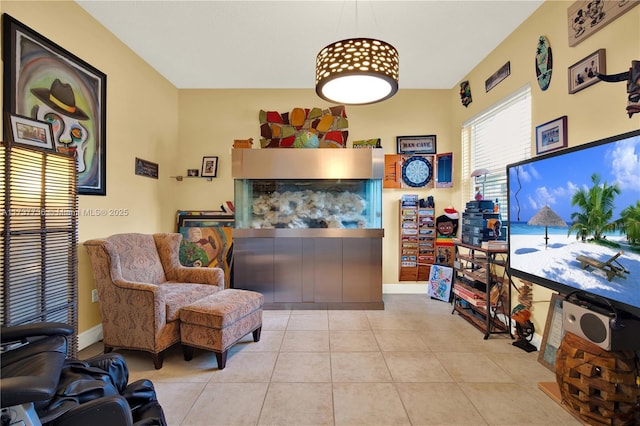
left=383, top=283, right=428, bottom=294
left=78, top=324, right=103, bottom=350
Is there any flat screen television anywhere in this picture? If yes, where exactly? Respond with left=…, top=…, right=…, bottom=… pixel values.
left=507, top=129, right=640, bottom=319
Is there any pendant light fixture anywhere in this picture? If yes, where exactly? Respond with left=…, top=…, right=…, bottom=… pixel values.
left=315, top=37, right=399, bottom=105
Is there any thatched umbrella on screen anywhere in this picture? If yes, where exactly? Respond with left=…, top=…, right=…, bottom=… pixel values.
left=528, top=205, right=567, bottom=247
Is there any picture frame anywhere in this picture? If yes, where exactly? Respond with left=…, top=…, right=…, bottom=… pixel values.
left=435, top=152, right=453, bottom=188
left=3, top=14, right=107, bottom=195
left=535, top=116, right=568, bottom=155
left=134, top=157, right=159, bottom=179
left=568, top=49, right=605, bottom=94
left=201, top=156, right=218, bottom=178
left=485, top=61, right=511, bottom=92
left=187, top=169, right=199, bottom=177
left=538, top=293, right=565, bottom=372
left=396, top=135, right=437, bottom=155
left=6, top=113, right=55, bottom=151
left=567, top=1, right=639, bottom=47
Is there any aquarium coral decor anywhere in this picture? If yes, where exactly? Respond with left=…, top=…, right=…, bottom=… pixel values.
left=259, top=105, right=348, bottom=148
left=251, top=189, right=366, bottom=229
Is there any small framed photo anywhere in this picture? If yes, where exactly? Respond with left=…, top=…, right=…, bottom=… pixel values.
left=568, top=49, right=605, bottom=94
left=6, top=113, right=55, bottom=151
left=201, top=156, right=218, bottom=178
left=187, top=169, right=199, bottom=177
left=536, top=116, right=568, bottom=155
left=396, top=135, right=437, bottom=155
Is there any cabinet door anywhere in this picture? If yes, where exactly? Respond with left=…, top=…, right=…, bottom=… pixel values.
left=313, top=239, right=343, bottom=302
left=234, top=238, right=275, bottom=302
left=274, top=238, right=303, bottom=302
left=343, top=238, right=382, bottom=302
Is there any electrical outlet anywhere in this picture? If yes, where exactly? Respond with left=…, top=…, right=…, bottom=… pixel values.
left=91, top=289, right=99, bottom=303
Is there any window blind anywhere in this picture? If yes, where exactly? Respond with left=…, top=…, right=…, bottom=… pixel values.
left=1, top=142, right=78, bottom=357
left=461, top=85, right=532, bottom=222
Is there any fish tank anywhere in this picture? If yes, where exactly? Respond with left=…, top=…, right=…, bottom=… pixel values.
left=234, top=178, right=382, bottom=229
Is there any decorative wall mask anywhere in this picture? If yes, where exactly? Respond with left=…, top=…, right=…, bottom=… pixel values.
left=459, top=80, right=472, bottom=107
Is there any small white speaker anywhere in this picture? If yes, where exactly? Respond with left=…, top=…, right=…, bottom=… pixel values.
left=562, top=300, right=640, bottom=351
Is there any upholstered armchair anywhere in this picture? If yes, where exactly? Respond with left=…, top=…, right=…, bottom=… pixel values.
left=84, top=233, right=223, bottom=369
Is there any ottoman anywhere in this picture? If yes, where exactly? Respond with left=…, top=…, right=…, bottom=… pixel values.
left=179, top=289, right=263, bottom=369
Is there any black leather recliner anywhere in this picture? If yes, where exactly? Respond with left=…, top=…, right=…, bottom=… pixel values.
left=0, top=322, right=167, bottom=426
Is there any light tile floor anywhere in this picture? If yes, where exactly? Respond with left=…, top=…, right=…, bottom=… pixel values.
left=79, top=294, right=583, bottom=425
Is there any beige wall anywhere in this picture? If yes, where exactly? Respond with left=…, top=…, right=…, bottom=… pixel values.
left=1, top=1, right=181, bottom=332
left=177, top=88, right=455, bottom=287
left=449, top=1, right=640, bottom=333
left=2, top=0, right=639, bottom=338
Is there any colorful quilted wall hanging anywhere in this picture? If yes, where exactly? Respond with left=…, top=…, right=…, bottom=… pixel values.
left=259, top=105, right=349, bottom=148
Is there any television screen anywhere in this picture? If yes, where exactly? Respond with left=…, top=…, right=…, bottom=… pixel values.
left=507, top=129, right=640, bottom=318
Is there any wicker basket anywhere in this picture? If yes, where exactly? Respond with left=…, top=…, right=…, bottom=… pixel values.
left=556, top=332, right=640, bottom=425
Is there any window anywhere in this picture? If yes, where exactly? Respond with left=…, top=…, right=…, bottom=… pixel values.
left=461, top=85, right=531, bottom=222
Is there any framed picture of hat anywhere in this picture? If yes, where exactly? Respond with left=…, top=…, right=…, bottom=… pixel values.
left=2, top=14, right=107, bottom=195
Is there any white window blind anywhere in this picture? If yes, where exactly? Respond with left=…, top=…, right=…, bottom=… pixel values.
left=461, top=85, right=532, bottom=221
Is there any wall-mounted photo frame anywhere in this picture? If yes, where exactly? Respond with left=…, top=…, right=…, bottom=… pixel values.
left=3, top=14, right=107, bottom=195
left=187, top=169, right=199, bottom=177
left=567, top=1, right=639, bottom=47
left=485, top=61, right=511, bottom=92
left=201, top=156, right=218, bottom=178
left=134, top=157, right=158, bottom=179
left=568, top=49, right=605, bottom=94
left=396, top=135, right=436, bottom=154
left=6, top=113, right=55, bottom=151
left=536, top=116, right=568, bottom=155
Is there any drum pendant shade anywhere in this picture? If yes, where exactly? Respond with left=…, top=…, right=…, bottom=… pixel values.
left=315, top=38, right=399, bottom=105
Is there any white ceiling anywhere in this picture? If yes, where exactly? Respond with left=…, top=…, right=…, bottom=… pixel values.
left=76, top=0, right=544, bottom=90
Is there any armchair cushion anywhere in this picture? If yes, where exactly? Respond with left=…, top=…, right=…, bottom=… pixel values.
left=102, top=234, right=167, bottom=284
left=161, top=283, right=221, bottom=321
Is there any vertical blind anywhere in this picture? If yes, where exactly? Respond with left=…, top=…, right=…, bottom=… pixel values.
left=1, top=142, right=78, bottom=356
left=461, top=85, right=532, bottom=222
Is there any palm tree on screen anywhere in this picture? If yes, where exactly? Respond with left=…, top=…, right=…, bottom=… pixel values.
left=568, top=173, right=620, bottom=241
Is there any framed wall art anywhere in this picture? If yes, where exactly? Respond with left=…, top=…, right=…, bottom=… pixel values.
left=567, top=0, right=639, bottom=47
left=568, top=49, right=605, bottom=94
left=536, top=116, right=568, bottom=155
left=2, top=14, right=107, bottom=195
left=435, top=152, right=453, bottom=188
left=134, top=157, right=159, bottom=179
left=6, top=112, right=55, bottom=151
left=485, top=61, right=511, bottom=92
left=201, top=156, right=218, bottom=178
left=396, top=135, right=436, bottom=155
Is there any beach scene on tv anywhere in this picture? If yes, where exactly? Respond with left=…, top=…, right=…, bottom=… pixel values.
left=508, top=134, right=640, bottom=312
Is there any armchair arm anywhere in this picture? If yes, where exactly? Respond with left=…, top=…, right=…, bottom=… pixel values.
left=173, top=266, right=224, bottom=286
left=1, top=322, right=73, bottom=344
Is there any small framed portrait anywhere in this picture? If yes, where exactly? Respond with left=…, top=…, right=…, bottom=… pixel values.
left=568, top=49, right=605, bottom=94
left=187, top=169, right=199, bottom=177
left=396, top=135, right=437, bottom=155
left=201, top=156, right=218, bottom=178
left=536, top=116, right=568, bottom=155
left=6, top=113, right=55, bottom=151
